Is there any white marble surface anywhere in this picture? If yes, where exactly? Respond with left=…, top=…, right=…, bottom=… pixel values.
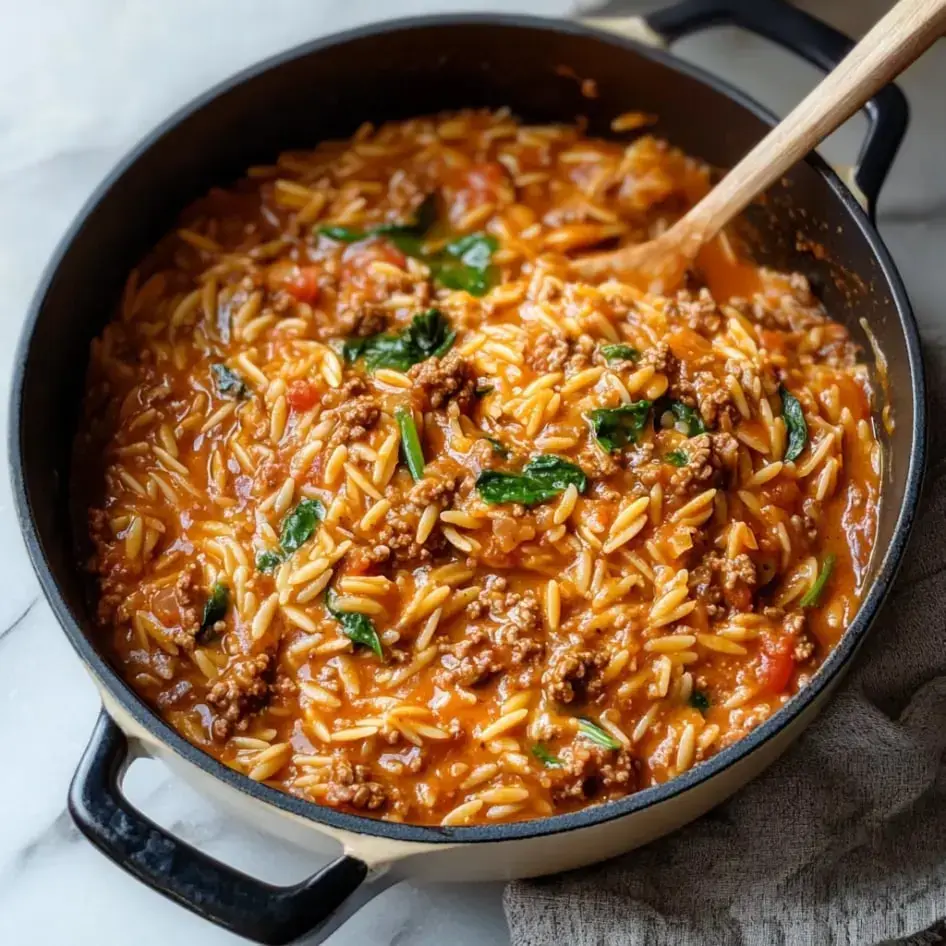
left=0, top=1, right=943, bottom=944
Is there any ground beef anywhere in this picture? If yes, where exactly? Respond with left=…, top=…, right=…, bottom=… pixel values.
left=88, top=508, right=134, bottom=624
left=669, top=432, right=739, bottom=496
left=437, top=629, right=504, bottom=688
left=690, top=552, right=758, bottom=615
left=336, top=304, right=387, bottom=338
left=437, top=586, right=544, bottom=689
left=207, top=652, right=275, bottom=740
left=543, top=647, right=608, bottom=704
left=325, top=395, right=380, bottom=452
left=667, top=288, right=724, bottom=336
left=640, top=342, right=677, bottom=375
left=781, top=610, right=815, bottom=662
left=168, top=565, right=202, bottom=649
left=322, top=760, right=389, bottom=811
left=371, top=474, right=460, bottom=570
left=320, top=376, right=367, bottom=408
left=698, top=386, right=738, bottom=428
left=529, top=332, right=594, bottom=375
left=408, top=351, right=476, bottom=412
left=549, top=743, right=637, bottom=803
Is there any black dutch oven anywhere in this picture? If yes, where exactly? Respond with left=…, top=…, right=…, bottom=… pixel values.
left=10, top=0, right=926, bottom=942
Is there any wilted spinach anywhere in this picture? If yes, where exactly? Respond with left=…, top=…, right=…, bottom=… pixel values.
left=577, top=717, right=621, bottom=751
left=600, top=344, right=641, bottom=364
left=198, top=582, right=229, bottom=641
left=587, top=401, right=652, bottom=453
left=343, top=309, right=455, bottom=373
left=800, top=554, right=836, bottom=608
left=476, top=455, right=587, bottom=506
left=211, top=364, right=247, bottom=399
left=326, top=589, right=383, bottom=659
left=780, top=386, right=808, bottom=462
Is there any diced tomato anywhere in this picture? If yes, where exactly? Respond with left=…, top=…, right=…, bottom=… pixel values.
left=759, top=650, right=794, bottom=694
left=286, top=380, right=318, bottom=411
left=378, top=242, right=407, bottom=269
left=466, top=161, right=507, bottom=197
left=339, top=240, right=406, bottom=287
left=285, top=265, right=321, bottom=303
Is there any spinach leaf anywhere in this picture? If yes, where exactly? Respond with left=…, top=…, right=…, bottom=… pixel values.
left=395, top=406, right=425, bottom=481
left=409, top=308, right=456, bottom=359
left=800, top=554, right=836, bottom=608
left=211, top=363, right=247, bottom=399
left=373, top=193, right=438, bottom=256
left=531, top=744, right=563, bottom=768
left=474, top=384, right=495, bottom=398
left=588, top=401, right=652, bottom=453
left=601, top=344, right=640, bottom=364
left=486, top=436, right=510, bottom=458
left=476, top=455, right=587, bottom=506
left=344, top=309, right=455, bottom=373
left=689, top=690, right=711, bottom=713
left=522, top=455, right=587, bottom=492
left=326, top=590, right=383, bottom=659
left=318, top=194, right=438, bottom=251
left=279, top=498, right=325, bottom=555
left=577, top=717, right=621, bottom=751
left=781, top=386, right=808, bottom=462
left=665, top=450, right=688, bottom=467
left=317, top=225, right=365, bottom=243
left=655, top=398, right=706, bottom=437
left=198, top=581, right=229, bottom=641
left=432, top=233, right=499, bottom=297
left=317, top=197, right=498, bottom=298
left=255, top=550, right=283, bottom=574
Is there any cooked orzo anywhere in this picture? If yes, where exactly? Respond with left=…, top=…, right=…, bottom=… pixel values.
left=77, top=109, right=880, bottom=826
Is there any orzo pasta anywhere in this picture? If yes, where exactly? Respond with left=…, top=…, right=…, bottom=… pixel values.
left=77, top=109, right=880, bottom=826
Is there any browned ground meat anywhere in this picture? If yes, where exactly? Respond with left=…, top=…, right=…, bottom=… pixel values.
left=322, top=760, right=390, bottom=811
left=690, top=552, right=758, bottom=615
left=336, top=304, right=387, bottom=338
left=88, top=508, right=135, bottom=624
left=207, top=653, right=274, bottom=740
left=550, top=743, right=638, bottom=803
left=438, top=586, right=544, bottom=689
left=698, top=385, right=738, bottom=428
left=529, top=332, right=594, bottom=375
left=437, top=630, right=504, bottom=688
left=543, top=646, right=608, bottom=704
left=372, top=474, right=461, bottom=570
left=640, top=342, right=677, bottom=375
left=169, top=565, right=202, bottom=648
left=668, top=288, right=724, bottom=336
left=325, top=395, right=380, bottom=451
left=669, top=432, right=739, bottom=496
left=408, top=351, right=476, bottom=411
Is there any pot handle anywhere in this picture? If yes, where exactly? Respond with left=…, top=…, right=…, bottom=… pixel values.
left=69, top=710, right=368, bottom=945
left=641, top=0, right=909, bottom=217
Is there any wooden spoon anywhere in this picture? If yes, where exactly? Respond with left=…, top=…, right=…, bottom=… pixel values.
left=572, top=0, right=946, bottom=286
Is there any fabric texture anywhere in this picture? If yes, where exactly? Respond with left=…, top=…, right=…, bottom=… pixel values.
left=504, top=351, right=946, bottom=946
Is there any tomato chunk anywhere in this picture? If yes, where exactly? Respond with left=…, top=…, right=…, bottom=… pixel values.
left=286, top=380, right=318, bottom=411
left=759, top=650, right=794, bottom=694
left=285, top=266, right=321, bottom=303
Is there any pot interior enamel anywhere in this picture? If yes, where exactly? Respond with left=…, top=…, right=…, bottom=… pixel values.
left=13, top=15, right=923, bottom=850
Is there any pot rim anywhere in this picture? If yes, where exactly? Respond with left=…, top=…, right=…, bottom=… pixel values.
left=10, top=11, right=926, bottom=846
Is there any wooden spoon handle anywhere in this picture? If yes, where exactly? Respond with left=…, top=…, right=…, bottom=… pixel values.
left=680, top=0, right=946, bottom=247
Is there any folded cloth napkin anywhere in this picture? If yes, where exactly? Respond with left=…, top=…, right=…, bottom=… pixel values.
left=504, top=351, right=946, bottom=946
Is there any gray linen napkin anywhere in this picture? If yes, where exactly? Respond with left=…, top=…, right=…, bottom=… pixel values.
left=504, top=349, right=946, bottom=945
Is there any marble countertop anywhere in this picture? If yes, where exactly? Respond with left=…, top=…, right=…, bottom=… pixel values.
left=1, top=1, right=943, bottom=943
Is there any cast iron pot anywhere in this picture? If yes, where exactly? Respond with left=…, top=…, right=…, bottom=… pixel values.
left=10, top=1, right=926, bottom=942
